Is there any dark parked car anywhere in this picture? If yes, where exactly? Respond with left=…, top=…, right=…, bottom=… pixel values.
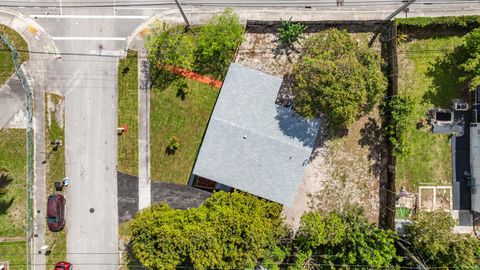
left=47, top=194, right=65, bottom=232
left=54, top=262, right=72, bottom=270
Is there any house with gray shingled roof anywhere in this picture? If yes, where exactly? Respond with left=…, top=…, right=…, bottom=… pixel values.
left=190, top=63, right=320, bottom=206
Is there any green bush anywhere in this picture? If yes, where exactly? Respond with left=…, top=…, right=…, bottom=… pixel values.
left=145, top=22, right=194, bottom=70
left=458, top=27, right=480, bottom=88
left=278, top=18, right=305, bottom=47
left=404, top=211, right=480, bottom=268
left=195, top=8, right=244, bottom=79
left=395, top=15, right=480, bottom=30
left=166, top=136, right=179, bottom=154
left=381, top=95, right=414, bottom=158
left=292, top=28, right=387, bottom=127
left=292, top=208, right=398, bottom=268
left=130, top=191, right=287, bottom=270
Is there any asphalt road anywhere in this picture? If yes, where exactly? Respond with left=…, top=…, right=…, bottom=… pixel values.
left=28, top=2, right=142, bottom=269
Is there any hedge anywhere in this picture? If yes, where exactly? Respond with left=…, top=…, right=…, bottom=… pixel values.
left=395, top=15, right=480, bottom=30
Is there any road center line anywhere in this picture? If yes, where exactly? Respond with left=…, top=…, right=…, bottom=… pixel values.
left=52, top=36, right=127, bottom=41
left=30, top=14, right=149, bottom=19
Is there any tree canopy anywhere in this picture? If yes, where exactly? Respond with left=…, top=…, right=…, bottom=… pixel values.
left=404, top=211, right=480, bottom=268
left=145, top=22, right=195, bottom=70
left=194, top=8, right=244, bottom=79
left=459, top=27, right=480, bottom=88
left=292, top=208, right=398, bottom=269
left=278, top=18, right=305, bottom=47
left=144, top=9, right=243, bottom=82
left=292, top=28, right=387, bottom=127
left=129, top=191, right=287, bottom=270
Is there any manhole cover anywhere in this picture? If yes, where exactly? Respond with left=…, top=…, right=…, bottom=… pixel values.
left=89, top=208, right=95, bottom=213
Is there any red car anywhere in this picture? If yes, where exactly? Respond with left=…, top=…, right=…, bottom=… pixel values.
left=54, top=262, right=72, bottom=270
left=47, top=194, right=66, bottom=232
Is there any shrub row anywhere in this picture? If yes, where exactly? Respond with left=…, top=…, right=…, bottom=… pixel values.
left=395, top=15, right=480, bottom=30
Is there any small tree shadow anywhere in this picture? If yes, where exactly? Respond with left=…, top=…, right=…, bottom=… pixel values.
left=424, top=45, right=469, bottom=107
left=150, top=67, right=182, bottom=91
left=0, top=171, right=14, bottom=215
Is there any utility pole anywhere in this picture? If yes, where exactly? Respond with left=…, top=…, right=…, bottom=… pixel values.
left=368, top=0, right=416, bottom=47
left=174, top=0, right=191, bottom=30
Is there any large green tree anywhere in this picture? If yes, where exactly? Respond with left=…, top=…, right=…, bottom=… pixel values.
left=130, top=191, right=287, bottom=270
left=292, top=28, right=387, bottom=127
left=145, top=21, right=195, bottom=70
left=459, top=27, right=480, bottom=88
left=195, top=8, right=244, bottom=79
left=292, top=208, right=398, bottom=269
left=404, top=211, right=480, bottom=268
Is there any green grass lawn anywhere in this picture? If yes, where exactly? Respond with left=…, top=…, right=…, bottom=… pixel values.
left=0, top=241, right=27, bottom=269
left=397, top=36, right=465, bottom=189
left=0, top=24, right=29, bottom=85
left=44, top=93, right=67, bottom=265
left=150, top=78, right=219, bottom=184
left=118, top=51, right=139, bottom=176
left=0, top=129, right=26, bottom=237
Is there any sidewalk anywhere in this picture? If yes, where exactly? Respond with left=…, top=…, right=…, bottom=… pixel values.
left=137, top=49, right=151, bottom=210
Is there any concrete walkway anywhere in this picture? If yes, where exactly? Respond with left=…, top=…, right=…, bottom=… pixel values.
left=0, top=73, right=26, bottom=128
left=137, top=49, right=151, bottom=210
left=0, top=9, right=59, bottom=270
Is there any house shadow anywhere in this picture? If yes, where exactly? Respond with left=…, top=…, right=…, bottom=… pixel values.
left=274, top=106, right=321, bottom=148
left=423, top=45, right=469, bottom=107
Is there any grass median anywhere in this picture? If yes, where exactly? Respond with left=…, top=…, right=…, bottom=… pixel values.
left=44, top=93, right=66, bottom=265
left=118, top=51, right=139, bottom=176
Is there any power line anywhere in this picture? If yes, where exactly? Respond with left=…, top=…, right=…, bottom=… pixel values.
left=0, top=0, right=475, bottom=8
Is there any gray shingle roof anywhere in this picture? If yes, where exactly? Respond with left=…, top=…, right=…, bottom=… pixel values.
left=192, top=64, right=320, bottom=205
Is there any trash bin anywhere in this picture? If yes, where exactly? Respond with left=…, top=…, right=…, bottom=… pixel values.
left=54, top=181, right=63, bottom=191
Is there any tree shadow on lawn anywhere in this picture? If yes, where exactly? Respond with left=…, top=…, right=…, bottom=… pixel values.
left=149, top=67, right=183, bottom=91
left=0, top=171, right=14, bottom=215
left=423, top=45, right=469, bottom=107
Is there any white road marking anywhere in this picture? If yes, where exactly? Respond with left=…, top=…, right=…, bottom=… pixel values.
left=29, top=14, right=148, bottom=19
left=52, top=36, right=127, bottom=41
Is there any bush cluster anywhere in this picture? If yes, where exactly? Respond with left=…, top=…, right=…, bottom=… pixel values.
left=292, top=28, right=387, bottom=127
left=395, top=15, right=480, bottom=30
left=145, top=8, right=244, bottom=81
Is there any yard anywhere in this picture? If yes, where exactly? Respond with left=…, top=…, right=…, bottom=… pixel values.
left=0, top=25, right=29, bottom=267
left=0, top=241, right=27, bottom=270
left=150, top=78, right=218, bottom=184
left=44, top=93, right=66, bottom=265
left=0, top=129, right=26, bottom=237
left=237, top=28, right=386, bottom=225
left=396, top=35, right=465, bottom=189
left=118, top=51, right=139, bottom=176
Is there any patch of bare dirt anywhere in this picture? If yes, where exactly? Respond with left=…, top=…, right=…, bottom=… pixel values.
left=284, top=111, right=387, bottom=229
left=46, top=94, right=64, bottom=129
left=237, top=31, right=386, bottom=229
